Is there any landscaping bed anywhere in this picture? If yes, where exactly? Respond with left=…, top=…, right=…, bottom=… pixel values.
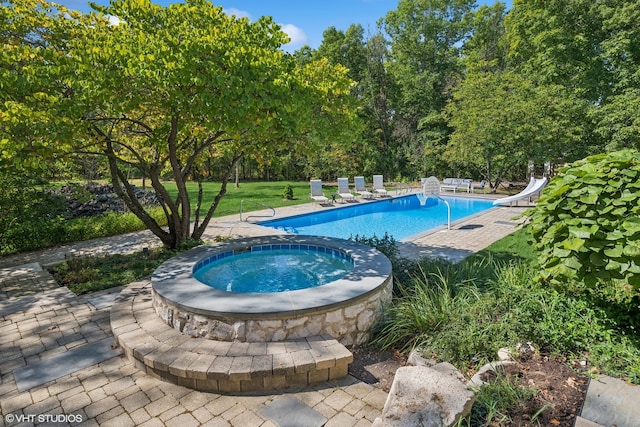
left=348, top=346, right=589, bottom=426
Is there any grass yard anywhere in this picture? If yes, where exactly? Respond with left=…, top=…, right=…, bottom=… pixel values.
left=158, top=180, right=337, bottom=219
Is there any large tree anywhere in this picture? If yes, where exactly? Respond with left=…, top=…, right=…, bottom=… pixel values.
left=1, top=0, right=358, bottom=248
left=504, top=0, right=640, bottom=156
left=592, top=0, right=640, bottom=151
left=382, top=0, right=475, bottom=178
left=444, top=71, right=588, bottom=190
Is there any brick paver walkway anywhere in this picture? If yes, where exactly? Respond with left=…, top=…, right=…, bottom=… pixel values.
left=0, top=196, right=528, bottom=426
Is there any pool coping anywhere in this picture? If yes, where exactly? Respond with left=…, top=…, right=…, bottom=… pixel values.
left=256, top=193, right=497, bottom=243
left=152, top=235, right=392, bottom=319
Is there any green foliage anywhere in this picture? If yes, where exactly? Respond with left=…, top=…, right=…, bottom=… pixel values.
left=49, top=247, right=176, bottom=294
left=282, top=183, right=294, bottom=200
left=461, top=369, right=538, bottom=426
left=372, top=251, right=640, bottom=383
left=350, top=232, right=399, bottom=262
left=1, top=208, right=167, bottom=255
left=525, top=150, right=640, bottom=289
left=2, top=0, right=359, bottom=249
left=0, top=171, right=67, bottom=252
left=444, top=71, right=588, bottom=189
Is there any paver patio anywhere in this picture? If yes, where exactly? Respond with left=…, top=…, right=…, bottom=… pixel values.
left=0, top=195, right=528, bottom=426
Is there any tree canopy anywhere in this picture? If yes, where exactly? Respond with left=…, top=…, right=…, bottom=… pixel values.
left=1, top=0, right=358, bottom=248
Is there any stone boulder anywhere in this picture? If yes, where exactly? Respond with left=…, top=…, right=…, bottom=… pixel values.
left=372, top=365, right=475, bottom=427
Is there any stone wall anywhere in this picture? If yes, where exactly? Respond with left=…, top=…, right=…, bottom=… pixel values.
left=152, top=275, right=393, bottom=346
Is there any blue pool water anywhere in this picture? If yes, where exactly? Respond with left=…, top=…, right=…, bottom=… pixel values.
left=193, top=248, right=354, bottom=293
left=259, top=194, right=495, bottom=240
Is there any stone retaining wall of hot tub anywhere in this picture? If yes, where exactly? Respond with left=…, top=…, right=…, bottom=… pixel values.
left=152, top=275, right=392, bottom=346
left=151, top=236, right=394, bottom=347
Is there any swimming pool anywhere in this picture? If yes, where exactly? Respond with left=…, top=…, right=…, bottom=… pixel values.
left=259, top=194, right=495, bottom=240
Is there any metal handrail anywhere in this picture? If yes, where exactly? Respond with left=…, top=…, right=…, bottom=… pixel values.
left=395, top=182, right=411, bottom=195
left=240, top=200, right=276, bottom=222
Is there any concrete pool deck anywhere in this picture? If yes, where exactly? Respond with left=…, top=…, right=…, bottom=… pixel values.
left=4, top=195, right=635, bottom=426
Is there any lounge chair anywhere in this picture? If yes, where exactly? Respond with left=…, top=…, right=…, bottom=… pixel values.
left=337, top=177, right=355, bottom=202
left=372, top=175, right=388, bottom=197
left=354, top=176, right=373, bottom=199
left=473, top=180, right=487, bottom=193
left=310, top=179, right=329, bottom=204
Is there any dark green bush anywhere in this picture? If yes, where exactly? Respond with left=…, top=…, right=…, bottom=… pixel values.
left=283, top=183, right=294, bottom=200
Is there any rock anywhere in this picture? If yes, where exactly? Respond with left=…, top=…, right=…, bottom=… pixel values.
left=466, top=360, right=517, bottom=390
left=51, top=182, right=160, bottom=218
left=497, top=347, right=513, bottom=361
left=373, top=365, right=475, bottom=427
left=431, top=362, right=467, bottom=383
left=406, top=350, right=436, bottom=367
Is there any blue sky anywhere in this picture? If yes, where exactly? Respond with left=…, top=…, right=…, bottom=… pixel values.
left=55, top=0, right=512, bottom=50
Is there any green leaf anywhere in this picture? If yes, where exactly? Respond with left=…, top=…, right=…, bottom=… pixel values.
left=579, top=192, right=599, bottom=204
left=603, top=245, right=624, bottom=258
left=622, top=242, right=640, bottom=257
left=589, top=253, right=607, bottom=267
left=628, top=274, right=640, bottom=289
left=622, top=217, right=640, bottom=233
left=564, top=256, right=582, bottom=271
left=568, top=225, right=598, bottom=239
left=553, top=247, right=572, bottom=258
left=563, top=237, right=585, bottom=252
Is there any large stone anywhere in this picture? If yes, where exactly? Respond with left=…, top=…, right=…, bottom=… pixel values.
left=467, top=361, right=516, bottom=390
left=406, top=350, right=436, bottom=367
left=373, top=366, right=475, bottom=427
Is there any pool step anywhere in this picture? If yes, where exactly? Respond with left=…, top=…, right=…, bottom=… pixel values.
left=110, top=281, right=354, bottom=393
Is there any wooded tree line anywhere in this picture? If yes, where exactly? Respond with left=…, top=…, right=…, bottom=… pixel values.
left=1, top=0, right=638, bottom=248
left=297, top=0, right=640, bottom=191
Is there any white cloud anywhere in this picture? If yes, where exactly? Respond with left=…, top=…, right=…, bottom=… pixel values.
left=107, top=15, right=120, bottom=26
left=220, top=8, right=307, bottom=50
left=223, top=8, right=251, bottom=19
left=280, top=24, right=308, bottom=48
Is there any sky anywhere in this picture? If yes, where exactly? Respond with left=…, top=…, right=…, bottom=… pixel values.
left=54, top=0, right=512, bottom=51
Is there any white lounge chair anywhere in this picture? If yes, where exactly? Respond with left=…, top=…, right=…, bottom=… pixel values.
left=372, top=175, right=388, bottom=197
left=310, top=179, right=329, bottom=204
left=354, top=176, right=373, bottom=199
left=337, top=177, right=355, bottom=202
left=473, top=180, right=487, bottom=193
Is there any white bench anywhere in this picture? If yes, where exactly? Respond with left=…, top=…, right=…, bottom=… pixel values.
left=440, top=178, right=472, bottom=193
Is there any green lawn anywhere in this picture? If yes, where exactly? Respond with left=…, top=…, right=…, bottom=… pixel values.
left=160, top=180, right=337, bottom=219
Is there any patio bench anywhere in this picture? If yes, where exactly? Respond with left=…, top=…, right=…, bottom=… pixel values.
left=440, top=178, right=472, bottom=193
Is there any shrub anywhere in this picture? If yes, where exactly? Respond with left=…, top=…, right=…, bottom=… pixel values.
left=283, top=183, right=294, bottom=200
left=0, top=172, right=69, bottom=254
left=1, top=207, right=167, bottom=255
left=526, top=150, right=640, bottom=289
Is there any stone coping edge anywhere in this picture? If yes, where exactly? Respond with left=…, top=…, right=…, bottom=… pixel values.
left=151, top=235, right=392, bottom=319
left=111, top=281, right=354, bottom=393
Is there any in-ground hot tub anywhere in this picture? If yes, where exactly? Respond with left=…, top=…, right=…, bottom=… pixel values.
left=151, top=235, right=393, bottom=346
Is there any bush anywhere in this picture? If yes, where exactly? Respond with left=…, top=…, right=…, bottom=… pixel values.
left=283, top=183, right=294, bottom=200
left=526, top=150, right=640, bottom=289
left=1, top=207, right=167, bottom=255
left=0, top=172, right=69, bottom=253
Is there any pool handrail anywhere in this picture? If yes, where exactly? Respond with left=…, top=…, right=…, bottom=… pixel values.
left=240, top=200, right=276, bottom=222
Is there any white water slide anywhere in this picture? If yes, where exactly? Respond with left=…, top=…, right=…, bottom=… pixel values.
left=492, top=176, right=548, bottom=206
